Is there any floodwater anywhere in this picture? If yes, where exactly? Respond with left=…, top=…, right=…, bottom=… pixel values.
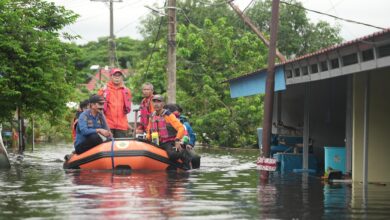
left=1, top=144, right=390, bottom=219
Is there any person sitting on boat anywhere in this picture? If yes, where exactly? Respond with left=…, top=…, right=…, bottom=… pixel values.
left=146, top=94, right=192, bottom=169
left=175, top=104, right=196, bottom=149
left=74, top=95, right=112, bottom=154
left=163, top=104, right=196, bottom=149
left=72, top=99, right=89, bottom=142
left=136, top=82, right=154, bottom=135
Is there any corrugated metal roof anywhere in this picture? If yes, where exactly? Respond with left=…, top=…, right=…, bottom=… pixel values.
left=224, top=28, right=390, bottom=83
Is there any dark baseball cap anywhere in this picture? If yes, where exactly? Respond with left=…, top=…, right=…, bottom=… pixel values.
left=79, top=99, right=90, bottom=109
left=89, top=95, right=105, bottom=104
left=164, top=103, right=178, bottom=112
left=152, top=94, right=164, bottom=102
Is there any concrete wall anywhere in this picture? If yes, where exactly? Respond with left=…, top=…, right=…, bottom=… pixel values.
left=353, top=68, right=390, bottom=182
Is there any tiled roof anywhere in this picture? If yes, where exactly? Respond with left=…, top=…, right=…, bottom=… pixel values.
left=225, top=28, right=390, bottom=83
left=281, top=28, right=390, bottom=65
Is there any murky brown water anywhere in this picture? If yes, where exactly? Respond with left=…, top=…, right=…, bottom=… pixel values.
left=0, top=144, right=389, bottom=219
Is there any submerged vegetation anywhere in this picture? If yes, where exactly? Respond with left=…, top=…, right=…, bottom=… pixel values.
left=0, top=0, right=342, bottom=148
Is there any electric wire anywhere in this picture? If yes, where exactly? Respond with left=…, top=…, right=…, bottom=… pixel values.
left=197, top=0, right=235, bottom=7
left=325, top=0, right=357, bottom=39
left=144, top=0, right=167, bottom=80
left=280, top=1, right=385, bottom=30
left=115, top=15, right=145, bottom=34
left=242, top=0, right=255, bottom=13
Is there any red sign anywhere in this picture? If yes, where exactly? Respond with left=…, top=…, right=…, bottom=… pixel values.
left=256, top=157, right=277, bottom=171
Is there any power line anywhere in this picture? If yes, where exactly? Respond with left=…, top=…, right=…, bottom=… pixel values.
left=144, top=0, right=167, bottom=80
left=242, top=0, right=255, bottom=13
left=280, top=1, right=385, bottom=30
left=197, top=0, right=235, bottom=7
left=115, top=17, right=141, bottom=34
left=325, top=0, right=357, bottom=39
left=325, top=0, right=346, bottom=13
left=198, top=0, right=385, bottom=30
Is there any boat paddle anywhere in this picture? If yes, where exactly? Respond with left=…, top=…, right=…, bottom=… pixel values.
left=0, top=124, right=11, bottom=169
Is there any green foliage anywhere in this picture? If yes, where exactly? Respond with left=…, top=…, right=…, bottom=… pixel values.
left=31, top=108, right=75, bottom=143
left=1, top=0, right=343, bottom=147
left=246, top=0, right=342, bottom=57
left=134, top=15, right=268, bottom=147
left=131, top=0, right=342, bottom=147
left=0, top=0, right=79, bottom=139
left=75, top=37, right=144, bottom=84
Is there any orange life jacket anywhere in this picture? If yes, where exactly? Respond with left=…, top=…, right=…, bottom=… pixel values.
left=150, top=110, right=177, bottom=143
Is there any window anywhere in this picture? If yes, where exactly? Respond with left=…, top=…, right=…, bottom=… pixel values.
left=362, top=49, right=374, bottom=61
left=294, top=68, right=300, bottom=77
left=378, top=44, right=390, bottom=58
left=320, top=61, right=328, bottom=71
left=311, top=64, right=318, bottom=73
left=302, top=66, right=308, bottom=75
left=342, top=53, right=358, bottom=66
left=286, top=69, right=292, bottom=78
left=331, top=58, right=339, bottom=69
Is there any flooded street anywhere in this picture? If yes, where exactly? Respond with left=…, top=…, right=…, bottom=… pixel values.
left=1, top=144, right=390, bottom=219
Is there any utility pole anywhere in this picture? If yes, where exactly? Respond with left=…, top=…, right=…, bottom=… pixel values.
left=91, top=0, right=122, bottom=67
left=261, top=0, right=281, bottom=180
left=108, top=0, right=115, bottom=67
left=167, top=0, right=177, bottom=103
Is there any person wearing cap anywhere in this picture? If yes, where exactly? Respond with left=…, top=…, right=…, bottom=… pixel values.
left=164, top=104, right=196, bottom=149
left=74, top=95, right=112, bottom=154
left=98, top=68, right=132, bottom=138
left=72, top=99, right=90, bottom=142
left=146, top=95, right=192, bottom=169
left=136, top=82, right=154, bottom=134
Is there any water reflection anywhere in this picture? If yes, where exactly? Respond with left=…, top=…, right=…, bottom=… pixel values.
left=1, top=145, right=390, bottom=219
left=256, top=172, right=325, bottom=219
left=322, top=182, right=352, bottom=219
left=66, top=170, right=189, bottom=219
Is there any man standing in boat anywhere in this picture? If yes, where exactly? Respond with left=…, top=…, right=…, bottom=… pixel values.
left=98, top=68, right=132, bottom=138
left=136, top=82, right=154, bottom=135
left=146, top=95, right=191, bottom=169
left=74, top=95, right=112, bottom=154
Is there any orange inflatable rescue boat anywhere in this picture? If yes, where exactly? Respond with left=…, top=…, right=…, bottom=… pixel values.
left=63, top=138, right=200, bottom=171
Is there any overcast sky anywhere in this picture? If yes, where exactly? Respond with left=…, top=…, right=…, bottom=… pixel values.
left=49, top=0, right=389, bottom=45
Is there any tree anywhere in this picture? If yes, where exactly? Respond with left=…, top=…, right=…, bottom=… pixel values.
left=133, top=17, right=267, bottom=147
left=246, top=0, right=342, bottom=57
left=132, top=0, right=342, bottom=147
left=0, top=0, right=79, bottom=151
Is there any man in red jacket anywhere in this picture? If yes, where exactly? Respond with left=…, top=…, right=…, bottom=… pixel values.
left=98, top=68, right=132, bottom=138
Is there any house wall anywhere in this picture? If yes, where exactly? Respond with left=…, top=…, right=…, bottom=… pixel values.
left=273, top=84, right=304, bottom=135
left=309, top=77, right=347, bottom=168
left=274, top=77, right=347, bottom=171
left=353, top=68, right=390, bottom=182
